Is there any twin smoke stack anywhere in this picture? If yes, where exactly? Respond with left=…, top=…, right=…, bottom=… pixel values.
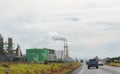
left=64, top=41, right=69, bottom=57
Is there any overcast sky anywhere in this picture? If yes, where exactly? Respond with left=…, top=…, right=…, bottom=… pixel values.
left=0, top=0, right=120, bottom=59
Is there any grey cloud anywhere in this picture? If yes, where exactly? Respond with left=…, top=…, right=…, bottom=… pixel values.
left=65, top=17, right=79, bottom=21
left=36, top=14, right=81, bottom=22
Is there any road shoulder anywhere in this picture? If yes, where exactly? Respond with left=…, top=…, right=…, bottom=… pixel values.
left=69, top=63, right=84, bottom=74
left=100, top=65, right=120, bottom=74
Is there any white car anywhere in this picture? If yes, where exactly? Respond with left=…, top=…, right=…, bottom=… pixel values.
left=98, top=61, right=104, bottom=66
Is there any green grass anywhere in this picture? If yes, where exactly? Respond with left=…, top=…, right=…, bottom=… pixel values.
left=106, top=63, right=120, bottom=67
left=0, top=62, right=80, bottom=74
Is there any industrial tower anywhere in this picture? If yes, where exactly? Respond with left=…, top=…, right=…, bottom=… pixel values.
left=64, top=41, right=69, bottom=58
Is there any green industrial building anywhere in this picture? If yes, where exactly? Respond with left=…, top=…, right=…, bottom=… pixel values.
left=26, top=48, right=49, bottom=63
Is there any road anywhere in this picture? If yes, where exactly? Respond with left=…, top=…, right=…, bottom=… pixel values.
left=70, top=63, right=120, bottom=74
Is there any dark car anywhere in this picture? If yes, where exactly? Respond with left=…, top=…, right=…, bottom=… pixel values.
left=88, top=59, right=99, bottom=69
left=80, top=60, right=83, bottom=63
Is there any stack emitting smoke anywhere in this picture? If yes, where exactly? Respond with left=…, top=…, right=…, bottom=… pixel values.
left=48, top=32, right=69, bottom=59
left=64, top=42, right=69, bottom=57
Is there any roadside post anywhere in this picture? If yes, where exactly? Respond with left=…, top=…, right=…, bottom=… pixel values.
left=2, top=64, right=9, bottom=74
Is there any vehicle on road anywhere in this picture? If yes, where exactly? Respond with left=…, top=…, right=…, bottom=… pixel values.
left=88, top=59, right=99, bottom=69
left=86, top=61, right=89, bottom=65
left=80, top=60, right=83, bottom=63
left=98, top=61, right=104, bottom=66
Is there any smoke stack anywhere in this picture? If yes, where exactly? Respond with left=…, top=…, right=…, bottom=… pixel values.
left=0, top=34, right=4, bottom=53
left=8, top=38, right=13, bottom=53
left=64, top=41, right=69, bottom=58
left=64, top=42, right=66, bottom=58
left=66, top=42, right=69, bottom=57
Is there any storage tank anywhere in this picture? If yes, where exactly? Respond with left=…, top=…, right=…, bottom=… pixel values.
left=26, top=48, right=49, bottom=63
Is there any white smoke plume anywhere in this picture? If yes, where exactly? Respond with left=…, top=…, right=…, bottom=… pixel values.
left=48, top=32, right=67, bottom=42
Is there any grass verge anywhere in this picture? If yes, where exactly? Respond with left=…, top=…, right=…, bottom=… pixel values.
left=106, top=63, right=120, bottom=67
left=0, top=62, right=80, bottom=74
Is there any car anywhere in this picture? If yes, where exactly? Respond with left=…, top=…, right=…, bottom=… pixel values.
left=88, top=59, right=99, bottom=69
left=86, top=61, right=89, bottom=65
left=98, top=61, right=104, bottom=66
left=80, top=60, right=83, bottom=63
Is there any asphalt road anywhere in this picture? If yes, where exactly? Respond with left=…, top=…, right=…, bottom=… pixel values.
left=70, top=63, right=120, bottom=74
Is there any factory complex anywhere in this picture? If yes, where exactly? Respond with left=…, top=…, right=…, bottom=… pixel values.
left=0, top=34, right=72, bottom=63
left=0, top=34, right=23, bottom=62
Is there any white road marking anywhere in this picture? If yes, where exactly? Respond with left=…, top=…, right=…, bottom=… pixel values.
left=79, top=62, right=86, bottom=74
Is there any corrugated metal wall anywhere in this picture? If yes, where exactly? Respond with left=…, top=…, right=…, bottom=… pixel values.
left=26, top=48, right=49, bottom=63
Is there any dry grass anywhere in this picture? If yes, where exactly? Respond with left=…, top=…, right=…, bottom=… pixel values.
left=0, top=62, right=80, bottom=74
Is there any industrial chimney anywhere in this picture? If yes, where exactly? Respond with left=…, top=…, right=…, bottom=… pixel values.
left=64, top=42, right=66, bottom=58
left=0, top=34, right=4, bottom=53
left=64, top=41, right=69, bottom=58
left=66, top=42, right=69, bottom=57
left=8, top=38, right=13, bottom=53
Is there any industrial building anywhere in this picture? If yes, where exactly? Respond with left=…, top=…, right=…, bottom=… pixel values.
left=0, top=34, right=22, bottom=62
left=0, top=34, right=72, bottom=63
left=26, top=41, right=73, bottom=63
left=26, top=48, right=50, bottom=63
left=26, top=47, right=73, bottom=63
left=48, top=49, right=56, bottom=62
